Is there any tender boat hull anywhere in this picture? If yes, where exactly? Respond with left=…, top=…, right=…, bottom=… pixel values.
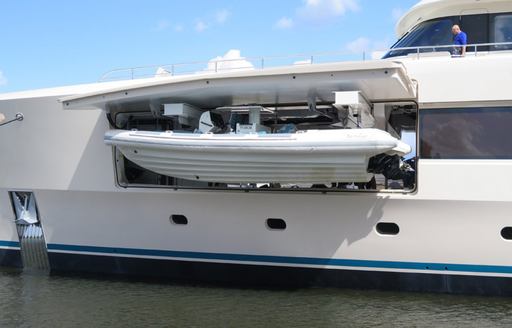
left=105, top=129, right=411, bottom=184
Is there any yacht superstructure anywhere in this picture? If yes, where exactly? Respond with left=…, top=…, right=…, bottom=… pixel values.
left=1, top=0, right=512, bottom=295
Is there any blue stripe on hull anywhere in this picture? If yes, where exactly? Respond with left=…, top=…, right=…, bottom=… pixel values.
left=0, top=239, right=509, bottom=295
left=47, top=243, right=512, bottom=275
left=0, top=241, right=20, bottom=248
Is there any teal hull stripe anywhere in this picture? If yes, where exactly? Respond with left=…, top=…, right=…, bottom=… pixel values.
left=0, top=241, right=20, bottom=248
left=46, top=243, right=512, bottom=275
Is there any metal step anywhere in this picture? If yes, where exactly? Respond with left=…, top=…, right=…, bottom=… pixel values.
left=10, top=192, right=50, bottom=271
left=16, top=224, right=49, bottom=270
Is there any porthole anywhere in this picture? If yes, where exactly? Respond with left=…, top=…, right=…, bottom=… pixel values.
left=170, top=215, right=188, bottom=225
left=501, top=227, right=512, bottom=240
left=376, top=222, right=399, bottom=235
left=266, top=218, right=286, bottom=230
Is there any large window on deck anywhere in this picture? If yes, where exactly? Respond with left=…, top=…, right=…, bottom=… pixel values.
left=395, top=18, right=456, bottom=48
left=385, top=17, right=456, bottom=57
left=419, top=107, right=512, bottom=159
left=491, top=14, right=512, bottom=50
left=384, top=12, right=512, bottom=58
left=460, top=14, right=489, bottom=48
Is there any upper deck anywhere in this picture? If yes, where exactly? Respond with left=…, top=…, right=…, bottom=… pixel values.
left=387, top=0, right=512, bottom=58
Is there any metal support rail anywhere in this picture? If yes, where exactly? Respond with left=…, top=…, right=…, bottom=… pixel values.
left=0, top=113, right=23, bottom=127
left=98, top=41, right=512, bottom=82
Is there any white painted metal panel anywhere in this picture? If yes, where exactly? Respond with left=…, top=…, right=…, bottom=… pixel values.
left=60, top=61, right=417, bottom=110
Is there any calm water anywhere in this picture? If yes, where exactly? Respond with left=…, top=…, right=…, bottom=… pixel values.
left=1, top=268, right=512, bottom=328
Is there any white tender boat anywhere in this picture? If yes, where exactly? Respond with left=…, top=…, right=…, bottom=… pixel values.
left=105, top=129, right=411, bottom=184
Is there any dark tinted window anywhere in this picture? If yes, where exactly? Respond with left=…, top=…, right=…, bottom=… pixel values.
left=376, top=223, right=400, bottom=235
left=501, top=227, right=512, bottom=240
left=420, top=108, right=512, bottom=159
left=461, top=14, right=489, bottom=50
left=396, top=17, right=456, bottom=47
left=384, top=13, right=500, bottom=58
left=491, top=14, right=512, bottom=50
left=266, top=218, right=286, bottom=230
left=385, top=17, right=457, bottom=58
left=170, top=215, right=188, bottom=225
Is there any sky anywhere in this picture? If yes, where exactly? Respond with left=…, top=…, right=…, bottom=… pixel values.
left=0, top=0, right=418, bottom=93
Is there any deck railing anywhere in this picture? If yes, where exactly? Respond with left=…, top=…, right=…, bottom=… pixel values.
left=385, top=41, right=512, bottom=59
left=98, top=41, right=512, bottom=82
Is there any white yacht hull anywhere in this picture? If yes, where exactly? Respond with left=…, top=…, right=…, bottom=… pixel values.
left=1, top=185, right=511, bottom=294
left=2, top=46, right=512, bottom=295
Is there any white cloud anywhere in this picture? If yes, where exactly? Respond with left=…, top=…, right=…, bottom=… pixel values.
left=153, top=20, right=185, bottom=33
left=345, top=37, right=370, bottom=54
left=155, top=20, right=170, bottom=31
left=195, top=20, right=208, bottom=32
left=391, top=7, right=404, bottom=22
left=151, top=9, right=231, bottom=35
left=215, top=9, right=230, bottom=24
left=297, top=0, right=359, bottom=21
left=0, top=71, right=7, bottom=86
left=204, top=49, right=254, bottom=73
left=275, top=17, right=294, bottom=29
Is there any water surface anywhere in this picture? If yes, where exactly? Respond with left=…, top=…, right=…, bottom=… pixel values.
left=0, top=268, right=511, bottom=327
